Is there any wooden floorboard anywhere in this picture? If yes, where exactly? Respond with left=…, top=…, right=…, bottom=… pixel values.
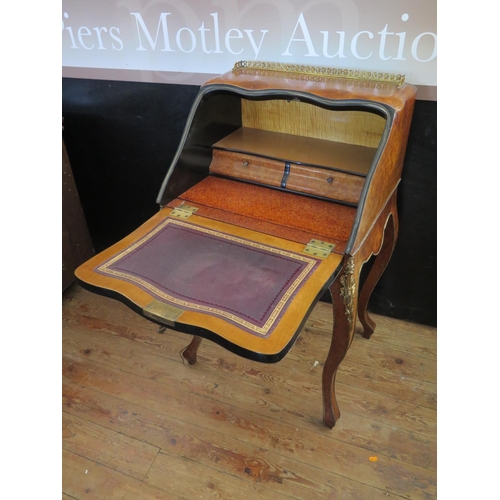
left=62, top=284, right=437, bottom=499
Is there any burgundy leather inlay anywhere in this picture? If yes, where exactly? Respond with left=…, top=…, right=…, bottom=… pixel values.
left=96, top=219, right=321, bottom=336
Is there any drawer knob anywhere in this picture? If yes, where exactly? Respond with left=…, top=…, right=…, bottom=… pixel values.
left=327, top=177, right=333, bottom=184
left=242, top=161, right=249, bottom=167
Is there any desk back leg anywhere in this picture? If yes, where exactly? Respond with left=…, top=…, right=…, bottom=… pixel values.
left=358, top=210, right=398, bottom=339
left=182, top=336, right=203, bottom=365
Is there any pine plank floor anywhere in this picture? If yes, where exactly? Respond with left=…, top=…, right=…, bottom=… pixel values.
left=62, top=283, right=437, bottom=500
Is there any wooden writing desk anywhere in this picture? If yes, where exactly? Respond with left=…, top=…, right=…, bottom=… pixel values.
left=75, top=62, right=416, bottom=428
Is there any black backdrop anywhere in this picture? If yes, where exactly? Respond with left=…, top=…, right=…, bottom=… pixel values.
left=62, top=77, right=436, bottom=327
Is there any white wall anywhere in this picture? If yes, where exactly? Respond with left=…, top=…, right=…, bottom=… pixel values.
left=62, top=0, right=436, bottom=95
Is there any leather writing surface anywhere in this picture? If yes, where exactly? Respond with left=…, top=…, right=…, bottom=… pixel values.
left=95, top=217, right=321, bottom=336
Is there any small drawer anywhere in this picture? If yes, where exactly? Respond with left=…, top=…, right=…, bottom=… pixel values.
left=286, top=164, right=365, bottom=205
left=210, top=148, right=365, bottom=205
left=210, top=149, right=284, bottom=187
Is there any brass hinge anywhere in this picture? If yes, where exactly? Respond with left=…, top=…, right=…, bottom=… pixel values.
left=170, top=204, right=198, bottom=219
left=303, top=239, right=335, bottom=258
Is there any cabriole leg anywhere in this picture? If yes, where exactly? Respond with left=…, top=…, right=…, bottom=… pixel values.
left=322, top=257, right=357, bottom=428
left=182, top=336, right=203, bottom=365
left=358, top=212, right=398, bottom=339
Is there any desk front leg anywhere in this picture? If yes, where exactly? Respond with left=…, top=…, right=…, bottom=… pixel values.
left=322, top=256, right=359, bottom=428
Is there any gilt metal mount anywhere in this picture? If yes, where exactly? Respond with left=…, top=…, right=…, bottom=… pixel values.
left=340, top=257, right=356, bottom=327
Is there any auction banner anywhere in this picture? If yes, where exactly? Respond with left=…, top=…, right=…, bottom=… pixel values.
left=62, top=0, right=436, bottom=94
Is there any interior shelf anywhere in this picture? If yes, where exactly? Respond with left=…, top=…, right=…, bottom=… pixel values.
left=212, top=127, right=378, bottom=176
